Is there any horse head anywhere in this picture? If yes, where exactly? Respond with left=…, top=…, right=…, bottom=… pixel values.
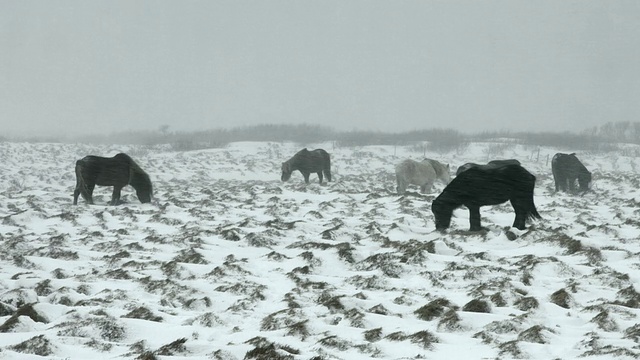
left=281, top=162, right=292, bottom=182
left=432, top=199, right=453, bottom=230
left=136, top=187, right=152, bottom=203
left=442, top=163, right=452, bottom=183
left=578, top=171, right=592, bottom=193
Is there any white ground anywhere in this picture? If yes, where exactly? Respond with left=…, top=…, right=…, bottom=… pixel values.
left=0, top=140, right=639, bottom=360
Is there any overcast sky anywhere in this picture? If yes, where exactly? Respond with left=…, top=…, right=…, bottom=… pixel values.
left=1, top=1, right=639, bottom=137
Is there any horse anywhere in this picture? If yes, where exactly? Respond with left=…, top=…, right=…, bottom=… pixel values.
left=455, top=159, right=521, bottom=176
left=281, top=148, right=331, bottom=184
left=432, top=163, right=541, bottom=231
left=73, top=153, right=153, bottom=205
left=395, top=158, right=451, bottom=194
left=552, top=153, right=591, bottom=194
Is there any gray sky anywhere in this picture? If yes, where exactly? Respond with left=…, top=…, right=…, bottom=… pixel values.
left=2, top=1, right=639, bottom=137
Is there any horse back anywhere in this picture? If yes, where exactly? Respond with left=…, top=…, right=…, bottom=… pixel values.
left=76, top=154, right=131, bottom=187
left=290, top=148, right=329, bottom=172
left=396, top=159, right=435, bottom=182
left=424, top=159, right=450, bottom=183
left=441, top=164, right=535, bottom=206
left=552, top=153, right=589, bottom=174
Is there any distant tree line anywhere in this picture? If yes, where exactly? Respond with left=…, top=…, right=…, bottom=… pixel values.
left=3, top=121, right=639, bottom=152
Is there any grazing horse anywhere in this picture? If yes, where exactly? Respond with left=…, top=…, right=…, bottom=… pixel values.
left=73, top=153, right=153, bottom=205
left=395, top=158, right=451, bottom=194
left=281, top=148, right=331, bottom=184
left=552, top=153, right=591, bottom=194
left=456, top=159, right=521, bottom=176
left=432, top=164, right=541, bottom=231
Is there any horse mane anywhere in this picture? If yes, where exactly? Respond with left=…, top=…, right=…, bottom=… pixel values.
left=428, top=160, right=445, bottom=176
left=119, top=153, right=153, bottom=196
left=424, top=159, right=450, bottom=181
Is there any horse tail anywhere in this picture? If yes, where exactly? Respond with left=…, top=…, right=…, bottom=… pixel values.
left=74, top=160, right=89, bottom=203
left=323, top=151, right=331, bottom=182
left=525, top=182, right=542, bottom=221
left=527, top=203, right=542, bottom=221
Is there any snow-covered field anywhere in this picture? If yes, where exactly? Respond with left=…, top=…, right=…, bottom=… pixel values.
left=0, top=140, right=639, bottom=360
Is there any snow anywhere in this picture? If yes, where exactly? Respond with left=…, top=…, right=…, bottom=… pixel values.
left=0, top=140, right=639, bottom=359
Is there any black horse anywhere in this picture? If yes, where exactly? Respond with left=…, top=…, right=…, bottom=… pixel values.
left=432, top=164, right=541, bottom=231
left=281, top=148, right=331, bottom=184
left=456, top=159, right=521, bottom=176
left=73, top=153, right=153, bottom=205
left=552, top=153, right=591, bottom=194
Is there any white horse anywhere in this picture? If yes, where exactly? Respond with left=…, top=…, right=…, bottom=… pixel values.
left=395, top=158, right=451, bottom=194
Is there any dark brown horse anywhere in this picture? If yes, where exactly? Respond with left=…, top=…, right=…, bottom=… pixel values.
left=281, top=148, right=331, bottom=184
left=552, top=153, right=591, bottom=194
left=456, top=159, right=521, bottom=176
left=73, top=153, right=152, bottom=205
left=433, top=164, right=541, bottom=231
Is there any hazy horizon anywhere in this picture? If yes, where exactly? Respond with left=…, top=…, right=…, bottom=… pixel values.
left=2, top=1, right=639, bottom=138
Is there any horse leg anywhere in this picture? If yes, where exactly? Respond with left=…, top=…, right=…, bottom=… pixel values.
left=468, top=205, right=483, bottom=231
left=317, top=171, right=323, bottom=184
left=111, top=186, right=123, bottom=205
left=513, top=214, right=526, bottom=230
left=396, top=178, right=405, bottom=194
left=557, top=176, right=567, bottom=192
left=568, top=176, right=577, bottom=194
left=85, top=184, right=95, bottom=205
left=302, top=172, right=310, bottom=184
left=73, top=177, right=82, bottom=205
left=73, top=189, right=80, bottom=205
left=511, top=203, right=526, bottom=230
left=421, top=180, right=434, bottom=194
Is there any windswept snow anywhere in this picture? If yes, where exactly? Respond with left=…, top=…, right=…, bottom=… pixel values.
left=0, top=140, right=639, bottom=359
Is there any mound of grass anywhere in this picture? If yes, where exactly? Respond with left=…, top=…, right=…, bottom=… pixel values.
left=518, top=325, right=554, bottom=344
left=462, top=299, right=491, bottom=313
left=173, top=248, right=208, bottom=264
left=244, top=337, right=299, bottom=360
left=410, top=330, right=439, bottom=350
left=550, top=289, right=572, bottom=309
left=122, top=306, right=163, bottom=322
left=0, top=303, right=48, bottom=333
left=498, top=340, right=525, bottom=359
left=364, top=327, right=383, bottom=342
left=614, top=286, right=640, bottom=308
left=490, top=292, right=507, bottom=307
left=415, top=298, right=458, bottom=321
left=591, top=310, right=619, bottom=332
left=438, top=309, right=463, bottom=331
left=286, top=320, right=309, bottom=340
left=356, top=252, right=403, bottom=277
left=9, top=335, right=55, bottom=356
left=155, top=337, right=188, bottom=356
